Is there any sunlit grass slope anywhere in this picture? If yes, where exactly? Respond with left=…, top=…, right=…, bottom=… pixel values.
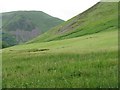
left=28, top=2, right=118, bottom=43
left=2, top=30, right=118, bottom=88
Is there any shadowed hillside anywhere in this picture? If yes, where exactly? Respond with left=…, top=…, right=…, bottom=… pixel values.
left=2, top=11, right=64, bottom=48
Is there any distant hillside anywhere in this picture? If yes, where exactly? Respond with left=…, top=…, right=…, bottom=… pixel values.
left=2, top=11, right=64, bottom=48
left=28, top=2, right=118, bottom=43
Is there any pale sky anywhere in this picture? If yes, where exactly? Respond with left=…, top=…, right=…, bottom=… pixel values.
left=0, top=0, right=100, bottom=20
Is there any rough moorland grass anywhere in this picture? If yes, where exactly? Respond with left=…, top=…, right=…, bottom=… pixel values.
left=2, top=51, right=118, bottom=88
left=28, top=2, right=118, bottom=43
left=2, top=30, right=118, bottom=88
left=5, top=30, right=117, bottom=52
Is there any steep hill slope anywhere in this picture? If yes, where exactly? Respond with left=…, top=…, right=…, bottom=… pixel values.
left=28, top=2, right=118, bottom=43
left=2, top=11, right=64, bottom=48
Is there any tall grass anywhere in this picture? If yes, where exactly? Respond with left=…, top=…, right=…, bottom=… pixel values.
left=2, top=30, right=118, bottom=88
left=2, top=51, right=118, bottom=88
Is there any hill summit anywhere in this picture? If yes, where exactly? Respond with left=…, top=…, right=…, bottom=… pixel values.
left=1, top=11, right=64, bottom=48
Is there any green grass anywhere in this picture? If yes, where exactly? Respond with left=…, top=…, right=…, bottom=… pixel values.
left=2, top=11, right=64, bottom=47
left=2, top=30, right=118, bottom=88
left=2, top=11, right=64, bottom=33
left=28, top=2, right=118, bottom=43
left=2, top=2, right=118, bottom=88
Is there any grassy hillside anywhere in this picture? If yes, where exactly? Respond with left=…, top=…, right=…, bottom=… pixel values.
left=2, top=11, right=64, bottom=48
left=3, top=30, right=118, bottom=88
left=28, top=2, right=118, bottom=43
left=2, top=2, right=118, bottom=88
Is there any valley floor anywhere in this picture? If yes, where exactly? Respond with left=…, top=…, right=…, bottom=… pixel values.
left=2, top=30, right=118, bottom=88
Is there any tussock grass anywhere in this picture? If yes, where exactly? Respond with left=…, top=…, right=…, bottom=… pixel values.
left=2, top=51, right=118, bottom=88
left=2, top=30, right=118, bottom=88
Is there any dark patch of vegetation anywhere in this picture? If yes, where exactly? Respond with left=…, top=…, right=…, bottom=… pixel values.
left=28, top=49, right=50, bottom=52
left=70, top=71, right=82, bottom=77
left=47, top=67, right=56, bottom=72
left=2, top=32, right=18, bottom=48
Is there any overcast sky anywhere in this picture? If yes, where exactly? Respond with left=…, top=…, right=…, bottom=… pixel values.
left=0, top=0, right=100, bottom=20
